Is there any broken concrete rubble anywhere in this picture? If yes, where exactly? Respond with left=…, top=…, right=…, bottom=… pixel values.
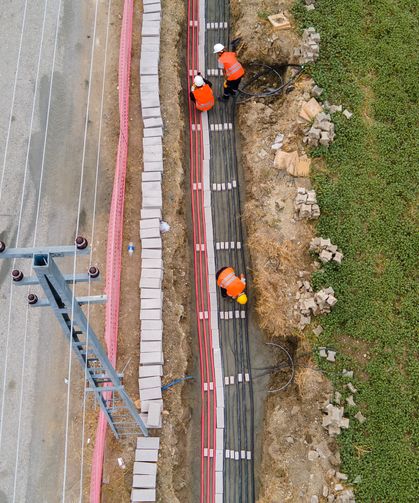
left=310, top=236, right=344, bottom=264
left=298, top=27, right=321, bottom=63
left=294, top=187, right=320, bottom=220
left=355, top=411, right=366, bottom=424
left=304, top=111, right=336, bottom=148
left=295, top=280, right=337, bottom=328
left=299, top=97, right=323, bottom=122
left=322, top=403, right=350, bottom=436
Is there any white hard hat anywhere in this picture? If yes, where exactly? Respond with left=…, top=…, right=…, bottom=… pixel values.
left=194, top=75, right=204, bottom=87
left=213, top=43, right=225, bottom=53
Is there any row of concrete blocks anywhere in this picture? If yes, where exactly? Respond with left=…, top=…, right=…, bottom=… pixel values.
left=131, top=4, right=165, bottom=502
left=201, top=108, right=225, bottom=493
left=131, top=437, right=160, bottom=502
left=139, top=209, right=164, bottom=432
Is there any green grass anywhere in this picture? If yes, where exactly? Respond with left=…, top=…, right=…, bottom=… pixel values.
left=293, top=1, right=419, bottom=501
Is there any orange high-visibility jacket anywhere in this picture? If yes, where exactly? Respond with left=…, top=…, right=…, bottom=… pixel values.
left=218, top=52, right=245, bottom=81
left=217, top=267, right=246, bottom=298
left=192, top=83, right=215, bottom=111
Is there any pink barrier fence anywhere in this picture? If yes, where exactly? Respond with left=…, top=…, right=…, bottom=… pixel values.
left=90, top=1, right=134, bottom=501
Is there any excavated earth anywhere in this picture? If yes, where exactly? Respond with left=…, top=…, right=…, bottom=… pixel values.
left=231, top=1, right=347, bottom=501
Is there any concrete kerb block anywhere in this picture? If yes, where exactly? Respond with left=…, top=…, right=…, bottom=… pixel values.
left=143, top=12, right=161, bottom=21
left=141, top=340, right=163, bottom=353
left=140, top=287, right=163, bottom=298
left=139, top=386, right=162, bottom=401
left=139, top=365, right=163, bottom=377
left=141, top=399, right=163, bottom=414
left=137, top=436, right=160, bottom=450
left=141, top=259, right=163, bottom=270
left=133, top=473, right=156, bottom=489
left=213, top=348, right=222, bottom=368
left=141, top=92, right=160, bottom=108
left=143, top=0, right=160, bottom=4
left=141, top=268, right=163, bottom=280
left=143, top=128, right=163, bottom=138
left=140, top=227, right=161, bottom=239
left=140, top=66, right=158, bottom=77
left=215, top=450, right=224, bottom=472
left=216, top=471, right=223, bottom=494
left=135, top=451, right=158, bottom=466
left=142, top=107, right=161, bottom=118
left=214, top=365, right=223, bottom=386
left=141, top=330, right=163, bottom=341
left=216, top=407, right=225, bottom=428
left=143, top=146, right=163, bottom=163
left=140, top=309, right=162, bottom=320
left=139, top=376, right=161, bottom=390
left=216, top=388, right=224, bottom=408
left=143, top=137, right=162, bottom=147
left=144, top=161, right=163, bottom=172
left=140, top=238, right=162, bottom=249
left=144, top=117, right=163, bottom=128
left=143, top=3, right=161, bottom=13
left=140, top=277, right=161, bottom=289
left=142, top=21, right=161, bottom=37
left=141, top=319, right=163, bottom=330
left=141, top=208, right=162, bottom=219
left=141, top=172, right=161, bottom=183
left=147, top=401, right=163, bottom=428
left=141, top=80, right=159, bottom=94
left=133, top=461, right=158, bottom=475
left=140, top=351, right=164, bottom=365
left=131, top=488, right=156, bottom=502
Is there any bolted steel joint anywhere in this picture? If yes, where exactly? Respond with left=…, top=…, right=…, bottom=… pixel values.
left=11, top=269, right=24, bottom=282
left=27, top=293, right=38, bottom=305
left=88, top=266, right=99, bottom=278
left=75, top=236, right=88, bottom=249
left=0, top=241, right=5, bottom=253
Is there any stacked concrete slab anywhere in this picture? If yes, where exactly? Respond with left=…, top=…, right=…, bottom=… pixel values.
left=131, top=437, right=160, bottom=502
left=138, top=0, right=163, bottom=432
left=132, top=3, right=163, bottom=501
left=198, top=0, right=225, bottom=497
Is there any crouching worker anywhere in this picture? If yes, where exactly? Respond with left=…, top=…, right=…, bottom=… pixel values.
left=190, top=74, right=215, bottom=112
left=216, top=266, right=248, bottom=305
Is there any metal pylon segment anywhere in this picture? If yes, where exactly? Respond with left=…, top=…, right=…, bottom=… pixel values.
left=0, top=242, right=148, bottom=439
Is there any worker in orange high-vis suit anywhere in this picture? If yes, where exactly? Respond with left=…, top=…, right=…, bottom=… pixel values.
left=216, top=266, right=248, bottom=305
left=190, top=74, right=215, bottom=112
left=213, top=43, right=245, bottom=102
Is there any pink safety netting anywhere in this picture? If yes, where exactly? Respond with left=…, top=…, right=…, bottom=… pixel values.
left=90, top=1, right=134, bottom=501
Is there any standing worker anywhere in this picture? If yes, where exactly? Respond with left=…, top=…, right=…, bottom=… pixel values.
left=190, top=74, right=215, bottom=112
left=216, top=266, right=248, bottom=305
left=213, top=43, right=245, bottom=102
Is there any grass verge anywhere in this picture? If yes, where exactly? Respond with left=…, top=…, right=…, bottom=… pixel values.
left=293, top=1, right=418, bottom=501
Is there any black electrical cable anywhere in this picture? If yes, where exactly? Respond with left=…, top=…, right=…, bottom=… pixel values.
left=236, top=63, right=305, bottom=103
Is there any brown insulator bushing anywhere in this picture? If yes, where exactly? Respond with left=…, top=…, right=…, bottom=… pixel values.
left=88, top=266, right=99, bottom=278
left=27, top=293, right=38, bottom=305
left=11, top=269, right=24, bottom=282
left=75, top=236, right=88, bottom=249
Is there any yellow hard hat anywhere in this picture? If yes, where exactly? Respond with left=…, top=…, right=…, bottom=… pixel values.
left=236, top=293, right=248, bottom=305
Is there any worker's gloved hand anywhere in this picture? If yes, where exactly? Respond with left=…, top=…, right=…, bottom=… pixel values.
left=223, top=80, right=228, bottom=88
left=231, top=37, right=242, bottom=51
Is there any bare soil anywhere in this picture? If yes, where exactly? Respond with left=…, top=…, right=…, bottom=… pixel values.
left=231, top=0, right=346, bottom=501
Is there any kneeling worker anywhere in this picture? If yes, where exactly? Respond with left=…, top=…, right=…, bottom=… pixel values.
left=190, top=74, right=215, bottom=112
left=216, top=266, right=248, bottom=305
left=213, top=43, right=245, bottom=101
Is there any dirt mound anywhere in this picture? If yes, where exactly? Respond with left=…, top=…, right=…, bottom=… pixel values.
left=231, top=0, right=300, bottom=65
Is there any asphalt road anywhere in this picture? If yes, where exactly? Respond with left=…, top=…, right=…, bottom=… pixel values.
left=0, top=1, right=114, bottom=501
